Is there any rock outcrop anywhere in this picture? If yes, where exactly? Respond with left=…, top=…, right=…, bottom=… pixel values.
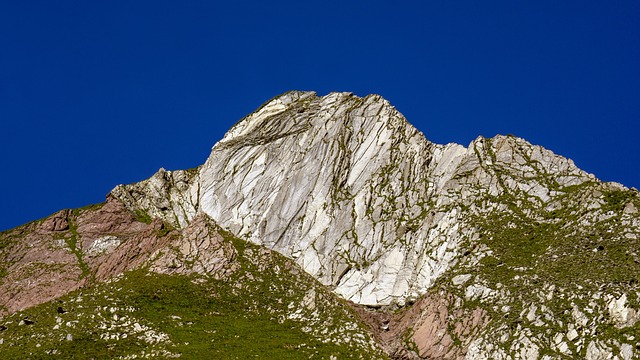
left=3, top=91, right=640, bottom=359
left=0, top=196, right=384, bottom=358
left=112, top=91, right=593, bottom=305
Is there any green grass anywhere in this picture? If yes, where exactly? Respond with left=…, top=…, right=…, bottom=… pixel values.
left=438, top=141, right=640, bottom=356
left=134, top=209, right=153, bottom=224
left=0, top=269, right=377, bottom=359
left=115, top=271, right=359, bottom=359
left=478, top=211, right=638, bottom=292
left=65, top=219, right=91, bottom=280
left=602, top=188, right=638, bottom=212
left=0, top=220, right=384, bottom=359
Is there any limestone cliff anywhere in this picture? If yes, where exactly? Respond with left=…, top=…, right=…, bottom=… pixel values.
left=111, top=91, right=594, bottom=305
left=112, top=91, right=640, bottom=359
left=3, top=91, right=640, bottom=359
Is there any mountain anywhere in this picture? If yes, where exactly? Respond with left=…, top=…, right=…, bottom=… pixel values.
left=1, top=91, right=639, bottom=359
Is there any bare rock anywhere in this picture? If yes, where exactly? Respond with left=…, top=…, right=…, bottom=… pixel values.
left=4, top=91, right=640, bottom=359
left=607, top=293, right=639, bottom=328
left=40, top=210, right=70, bottom=232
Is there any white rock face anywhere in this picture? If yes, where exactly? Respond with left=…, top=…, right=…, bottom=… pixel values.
left=88, top=236, right=122, bottom=256
left=567, top=328, right=579, bottom=342
left=607, top=293, right=639, bottom=328
left=194, top=91, right=469, bottom=305
left=452, top=274, right=472, bottom=286
left=112, top=91, right=596, bottom=307
left=103, top=90, right=640, bottom=359
left=112, top=167, right=200, bottom=229
left=586, top=340, right=615, bottom=360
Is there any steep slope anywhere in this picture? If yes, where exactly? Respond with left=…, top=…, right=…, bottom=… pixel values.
left=112, top=91, right=640, bottom=359
left=114, top=91, right=478, bottom=306
left=112, top=91, right=594, bottom=307
left=3, top=90, right=640, bottom=359
left=0, top=197, right=385, bottom=358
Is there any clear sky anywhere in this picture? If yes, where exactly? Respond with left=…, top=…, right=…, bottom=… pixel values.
left=1, top=1, right=639, bottom=231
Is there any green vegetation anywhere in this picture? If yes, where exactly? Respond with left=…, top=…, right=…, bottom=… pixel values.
left=134, top=209, right=153, bottom=224
left=472, top=183, right=640, bottom=291
left=0, top=231, right=10, bottom=254
left=155, top=222, right=175, bottom=238
left=0, top=222, right=384, bottom=359
left=460, top=138, right=640, bottom=291
left=437, top=137, right=640, bottom=356
left=63, top=218, right=91, bottom=280
left=602, top=188, right=638, bottom=212
left=74, top=202, right=105, bottom=214
left=0, top=271, right=376, bottom=359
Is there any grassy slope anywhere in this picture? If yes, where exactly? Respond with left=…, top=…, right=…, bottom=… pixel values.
left=436, top=139, right=640, bottom=357
left=0, top=224, right=385, bottom=359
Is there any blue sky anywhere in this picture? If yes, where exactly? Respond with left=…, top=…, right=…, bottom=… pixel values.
left=1, top=1, right=638, bottom=231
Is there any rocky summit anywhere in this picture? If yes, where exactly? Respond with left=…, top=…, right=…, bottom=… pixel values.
left=1, top=91, right=640, bottom=359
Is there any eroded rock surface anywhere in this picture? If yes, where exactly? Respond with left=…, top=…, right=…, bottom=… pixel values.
left=113, top=91, right=594, bottom=306
left=4, top=91, right=640, bottom=359
left=0, top=195, right=383, bottom=358
left=110, top=91, right=640, bottom=359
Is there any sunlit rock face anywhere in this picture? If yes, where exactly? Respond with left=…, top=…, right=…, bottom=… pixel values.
left=57, top=90, right=640, bottom=358
left=114, top=91, right=594, bottom=307
left=198, top=91, right=462, bottom=306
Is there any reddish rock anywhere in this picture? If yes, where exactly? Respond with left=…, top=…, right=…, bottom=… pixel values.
left=0, top=196, right=239, bottom=317
left=0, top=194, right=487, bottom=359
left=40, top=210, right=70, bottom=232
left=352, top=290, right=488, bottom=359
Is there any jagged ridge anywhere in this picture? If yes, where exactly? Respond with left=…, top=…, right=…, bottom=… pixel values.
left=113, top=91, right=593, bottom=306
left=1, top=90, right=632, bottom=359
left=109, top=91, right=640, bottom=359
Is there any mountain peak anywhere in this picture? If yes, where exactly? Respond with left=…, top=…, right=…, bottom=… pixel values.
left=216, top=91, right=410, bottom=150
left=113, top=91, right=605, bottom=306
left=3, top=91, right=640, bottom=359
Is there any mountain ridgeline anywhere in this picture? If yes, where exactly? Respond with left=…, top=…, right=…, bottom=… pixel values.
left=1, top=91, right=639, bottom=359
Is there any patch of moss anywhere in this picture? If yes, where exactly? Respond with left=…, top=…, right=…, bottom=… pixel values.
left=134, top=209, right=153, bottom=224
left=64, top=220, right=91, bottom=280
left=155, top=222, right=175, bottom=238
left=602, top=189, right=637, bottom=212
